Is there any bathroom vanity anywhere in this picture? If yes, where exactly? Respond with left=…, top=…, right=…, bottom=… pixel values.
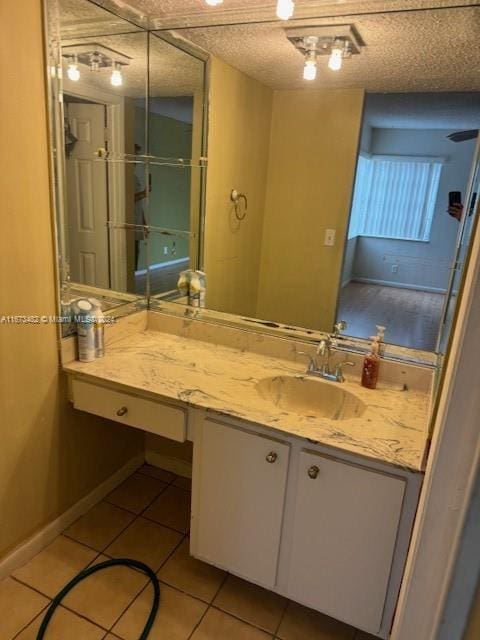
left=63, top=309, right=430, bottom=638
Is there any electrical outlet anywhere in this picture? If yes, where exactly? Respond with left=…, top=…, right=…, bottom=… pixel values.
left=392, top=264, right=399, bottom=274
left=324, top=229, right=336, bottom=247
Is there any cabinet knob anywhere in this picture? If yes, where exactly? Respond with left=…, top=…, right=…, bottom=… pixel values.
left=308, top=465, right=319, bottom=479
left=116, top=406, right=128, bottom=417
left=266, top=452, right=278, bottom=464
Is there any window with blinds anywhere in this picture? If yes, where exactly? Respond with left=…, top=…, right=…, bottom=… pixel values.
left=348, top=155, right=443, bottom=241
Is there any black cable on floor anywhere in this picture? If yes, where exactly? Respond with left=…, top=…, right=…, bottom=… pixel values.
left=35, top=558, right=160, bottom=640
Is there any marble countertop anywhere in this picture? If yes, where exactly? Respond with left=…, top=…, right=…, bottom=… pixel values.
left=64, top=329, right=430, bottom=472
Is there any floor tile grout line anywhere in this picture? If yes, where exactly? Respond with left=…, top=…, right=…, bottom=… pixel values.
left=138, top=483, right=191, bottom=520
left=186, top=571, right=230, bottom=640
left=139, top=511, right=189, bottom=536
left=209, top=602, right=285, bottom=636
left=10, top=602, right=50, bottom=640
left=273, top=597, right=290, bottom=638
left=105, top=532, right=188, bottom=635
left=136, top=467, right=177, bottom=485
left=9, top=577, right=111, bottom=638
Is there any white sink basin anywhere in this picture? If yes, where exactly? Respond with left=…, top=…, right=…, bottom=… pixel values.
left=256, top=375, right=365, bottom=421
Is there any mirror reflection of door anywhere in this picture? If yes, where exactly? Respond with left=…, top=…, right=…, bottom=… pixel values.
left=338, top=93, right=479, bottom=351
left=65, top=100, right=110, bottom=288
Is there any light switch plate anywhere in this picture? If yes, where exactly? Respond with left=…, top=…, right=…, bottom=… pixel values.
left=324, top=229, right=336, bottom=246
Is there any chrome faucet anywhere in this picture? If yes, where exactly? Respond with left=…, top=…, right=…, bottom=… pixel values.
left=297, top=337, right=355, bottom=383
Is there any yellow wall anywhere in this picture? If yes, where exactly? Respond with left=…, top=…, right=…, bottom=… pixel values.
left=256, top=88, right=364, bottom=331
left=0, top=0, right=143, bottom=560
left=204, top=57, right=273, bottom=317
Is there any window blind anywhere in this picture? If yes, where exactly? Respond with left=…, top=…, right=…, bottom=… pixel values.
left=348, top=155, right=442, bottom=241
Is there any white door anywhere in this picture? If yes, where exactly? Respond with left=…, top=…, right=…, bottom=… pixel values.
left=191, top=418, right=290, bottom=588
left=287, top=450, right=406, bottom=634
left=66, top=103, right=109, bottom=288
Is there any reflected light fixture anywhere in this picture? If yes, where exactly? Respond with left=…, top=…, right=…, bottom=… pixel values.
left=328, top=41, right=344, bottom=71
left=277, top=0, right=295, bottom=20
left=205, top=0, right=223, bottom=5
left=110, top=62, right=123, bottom=87
left=67, top=55, right=80, bottom=81
left=303, top=50, right=317, bottom=81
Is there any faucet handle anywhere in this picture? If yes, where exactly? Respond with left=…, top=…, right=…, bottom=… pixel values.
left=335, top=360, right=355, bottom=382
left=316, top=337, right=331, bottom=356
left=297, top=351, right=317, bottom=373
left=333, top=320, right=347, bottom=338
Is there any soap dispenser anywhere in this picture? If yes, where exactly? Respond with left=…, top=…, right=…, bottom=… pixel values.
left=361, top=336, right=380, bottom=389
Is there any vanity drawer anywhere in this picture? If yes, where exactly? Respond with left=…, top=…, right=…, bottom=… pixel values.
left=72, top=379, right=186, bottom=442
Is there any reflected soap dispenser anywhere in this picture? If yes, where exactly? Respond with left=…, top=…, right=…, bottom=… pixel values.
left=361, top=336, right=380, bottom=390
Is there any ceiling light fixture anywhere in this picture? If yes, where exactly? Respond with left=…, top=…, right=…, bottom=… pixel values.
left=286, top=26, right=363, bottom=80
left=67, top=55, right=80, bottom=82
left=328, top=40, right=344, bottom=71
left=205, top=0, right=223, bottom=5
left=110, top=62, right=123, bottom=87
left=303, top=53, right=317, bottom=81
left=302, top=36, right=319, bottom=81
left=277, top=0, right=295, bottom=20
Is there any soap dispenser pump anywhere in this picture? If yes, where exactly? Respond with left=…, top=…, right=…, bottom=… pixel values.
left=361, top=336, right=380, bottom=390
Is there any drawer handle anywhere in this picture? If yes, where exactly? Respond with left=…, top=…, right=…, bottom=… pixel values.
left=116, top=406, right=128, bottom=417
left=308, top=465, right=320, bottom=479
left=266, top=452, right=278, bottom=464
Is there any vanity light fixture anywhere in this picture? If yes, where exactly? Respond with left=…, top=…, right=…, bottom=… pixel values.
left=205, top=0, right=223, bottom=5
left=277, top=0, right=295, bottom=20
left=89, top=52, right=102, bottom=72
left=110, top=62, right=123, bottom=87
left=328, top=40, right=345, bottom=71
left=302, top=36, right=319, bottom=81
left=62, top=45, right=131, bottom=86
left=66, top=55, right=80, bottom=82
left=286, top=25, right=363, bottom=80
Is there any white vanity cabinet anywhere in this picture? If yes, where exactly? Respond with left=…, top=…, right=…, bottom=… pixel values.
left=190, top=412, right=422, bottom=638
left=190, top=417, right=290, bottom=588
left=286, top=450, right=406, bottom=632
left=71, top=378, right=187, bottom=442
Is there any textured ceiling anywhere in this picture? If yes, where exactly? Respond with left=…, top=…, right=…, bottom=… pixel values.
left=56, top=0, right=480, bottom=95
left=88, top=0, right=480, bottom=29
left=176, top=6, right=480, bottom=92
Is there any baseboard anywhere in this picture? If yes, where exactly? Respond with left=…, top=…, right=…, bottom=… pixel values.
left=145, top=449, right=192, bottom=479
left=352, top=277, right=447, bottom=294
left=0, top=452, right=144, bottom=579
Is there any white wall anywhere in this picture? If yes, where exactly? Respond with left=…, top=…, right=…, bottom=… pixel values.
left=351, top=128, right=476, bottom=292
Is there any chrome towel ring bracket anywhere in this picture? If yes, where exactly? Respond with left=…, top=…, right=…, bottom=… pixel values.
left=230, top=189, right=248, bottom=220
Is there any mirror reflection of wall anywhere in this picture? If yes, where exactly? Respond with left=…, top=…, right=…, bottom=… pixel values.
left=60, top=28, right=148, bottom=298
left=56, top=0, right=206, bottom=313
left=338, top=93, right=479, bottom=351
left=171, top=5, right=480, bottom=353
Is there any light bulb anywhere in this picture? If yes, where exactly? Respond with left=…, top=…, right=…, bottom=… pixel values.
left=303, top=59, right=317, bottom=81
left=205, top=0, right=223, bottom=5
left=110, top=64, right=123, bottom=87
left=277, top=0, right=295, bottom=20
left=67, top=56, right=80, bottom=82
left=328, top=46, right=343, bottom=71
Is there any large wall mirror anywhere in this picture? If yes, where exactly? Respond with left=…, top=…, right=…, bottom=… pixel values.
left=46, top=0, right=207, bottom=327
left=46, top=0, right=480, bottom=361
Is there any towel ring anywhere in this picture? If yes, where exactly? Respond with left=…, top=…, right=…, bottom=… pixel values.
left=230, top=189, right=248, bottom=220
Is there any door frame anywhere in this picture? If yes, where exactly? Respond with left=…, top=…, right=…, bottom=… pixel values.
left=63, top=76, right=127, bottom=291
left=392, top=143, right=480, bottom=640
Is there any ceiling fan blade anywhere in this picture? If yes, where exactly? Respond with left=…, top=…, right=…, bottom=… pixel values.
left=447, top=130, right=479, bottom=143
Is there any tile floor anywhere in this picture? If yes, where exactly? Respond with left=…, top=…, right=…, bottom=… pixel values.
left=1, top=465, right=377, bottom=640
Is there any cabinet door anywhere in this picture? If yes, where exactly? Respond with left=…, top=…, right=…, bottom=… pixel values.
left=287, top=450, right=405, bottom=634
left=191, top=418, right=290, bottom=588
